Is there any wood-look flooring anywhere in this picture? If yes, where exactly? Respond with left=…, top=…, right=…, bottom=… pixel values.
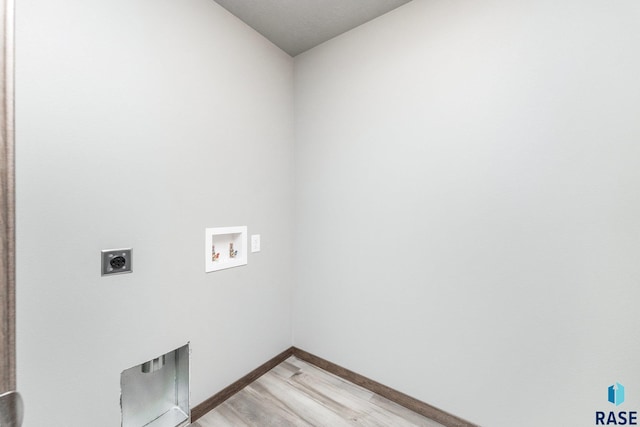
left=191, top=356, right=445, bottom=427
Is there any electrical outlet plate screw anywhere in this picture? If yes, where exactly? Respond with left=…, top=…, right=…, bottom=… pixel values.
left=101, top=248, right=133, bottom=276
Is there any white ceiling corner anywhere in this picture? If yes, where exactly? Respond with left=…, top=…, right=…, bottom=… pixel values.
left=212, top=0, right=413, bottom=56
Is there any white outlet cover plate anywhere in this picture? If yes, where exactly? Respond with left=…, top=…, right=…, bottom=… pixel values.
left=251, top=234, right=261, bottom=253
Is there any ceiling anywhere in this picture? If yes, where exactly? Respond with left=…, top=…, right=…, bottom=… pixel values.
left=212, top=0, right=413, bottom=57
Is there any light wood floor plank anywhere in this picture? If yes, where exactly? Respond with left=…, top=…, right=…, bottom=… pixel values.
left=192, top=404, right=250, bottom=427
left=251, top=374, right=355, bottom=426
left=286, top=358, right=375, bottom=402
left=284, top=360, right=423, bottom=427
left=192, top=356, right=446, bottom=427
left=368, top=394, right=448, bottom=427
left=226, top=385, right=310, bottom=427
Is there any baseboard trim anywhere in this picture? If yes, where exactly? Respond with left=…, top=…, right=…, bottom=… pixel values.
left=291, top=347, right=479, bottom=427
left=190, top=346, right=295, bottom=422
left=191, top=346, right=479, bottom=427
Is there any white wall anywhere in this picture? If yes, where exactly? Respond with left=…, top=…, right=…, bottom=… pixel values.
left=15, top=0, right=294, bottom=425
left=16, top=0, right=640, bottom=425
left=293, top=1, right=640, bottom=426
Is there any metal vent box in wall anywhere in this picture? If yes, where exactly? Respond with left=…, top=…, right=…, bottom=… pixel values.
left=205, top=226, right=248, bottom=272
left=120, top=344, right=190, bottom=427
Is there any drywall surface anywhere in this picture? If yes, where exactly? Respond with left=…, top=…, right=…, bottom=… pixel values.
left=15, top=0, right=294, bottom=425
left=293, top=1, right=640, bottom=425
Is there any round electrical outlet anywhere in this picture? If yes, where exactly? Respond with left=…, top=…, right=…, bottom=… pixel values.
left=110, top=256, right=127, bottom=269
